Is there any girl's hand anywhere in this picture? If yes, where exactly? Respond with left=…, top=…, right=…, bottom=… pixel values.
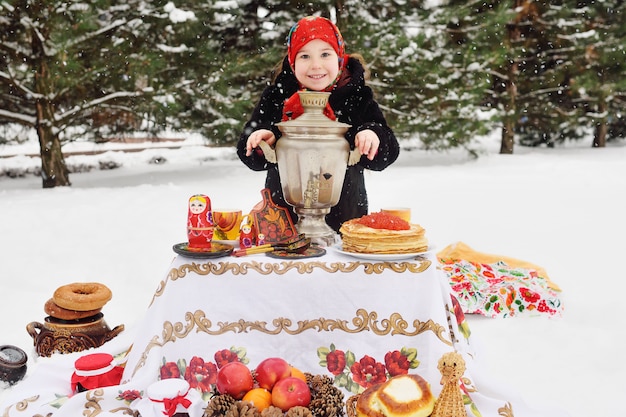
left=246, top=129, right=276, bottom=156
left=354, top=129, right=380, bottom=160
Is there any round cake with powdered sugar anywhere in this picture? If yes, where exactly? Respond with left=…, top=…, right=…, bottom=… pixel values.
left=355, top=374, right=435, bottom=417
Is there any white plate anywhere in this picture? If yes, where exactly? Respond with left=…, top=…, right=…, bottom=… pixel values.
left=334, top=245, right=431, bottom=261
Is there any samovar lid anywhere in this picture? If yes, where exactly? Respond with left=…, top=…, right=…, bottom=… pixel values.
left=277, top=91, right=351, bottom=133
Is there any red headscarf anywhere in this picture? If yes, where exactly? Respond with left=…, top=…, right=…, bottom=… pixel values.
left=283, top=16, right=346, bottom=121
left=287, top=16, right=346, bottom=77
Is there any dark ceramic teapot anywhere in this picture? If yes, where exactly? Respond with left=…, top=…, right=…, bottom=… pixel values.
left=26, top=313, right=124, bottom=357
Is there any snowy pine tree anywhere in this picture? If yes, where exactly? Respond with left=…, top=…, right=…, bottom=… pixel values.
left=561, top=0, right=626, bottom=147
left=2, top=0, right=625, bottom=188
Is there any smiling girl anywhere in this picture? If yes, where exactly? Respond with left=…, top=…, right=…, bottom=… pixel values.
left=237, top=16, right=400, bottom=232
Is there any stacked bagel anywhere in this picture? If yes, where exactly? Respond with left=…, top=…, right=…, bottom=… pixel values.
left=45, top=283, right=112, bottom=321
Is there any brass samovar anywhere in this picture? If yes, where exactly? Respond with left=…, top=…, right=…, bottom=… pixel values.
left=259, top=91, right=360, bottom=246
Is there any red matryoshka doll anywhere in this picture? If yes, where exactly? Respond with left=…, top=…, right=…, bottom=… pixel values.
left=239, top=215, right=256, bottom=249
left=187, top=194, right=214, bottom=249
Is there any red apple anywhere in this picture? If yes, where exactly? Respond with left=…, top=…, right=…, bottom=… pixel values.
left=254, top=357, right=291, bottom=390
left=216, top=361, right=254, bottom=400
left=271, top=376, right=311, bottom=411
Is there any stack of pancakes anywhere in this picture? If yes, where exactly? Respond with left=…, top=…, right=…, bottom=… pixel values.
left=339, top=216, right=428, bottom=254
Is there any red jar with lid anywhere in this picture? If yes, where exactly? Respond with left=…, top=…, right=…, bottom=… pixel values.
left=71, top=352, right=123, bottom=393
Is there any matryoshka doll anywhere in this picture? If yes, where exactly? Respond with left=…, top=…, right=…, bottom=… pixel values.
left=187, top=194, right=214, bottom=250
left=239, top=215, right=256, bottom=249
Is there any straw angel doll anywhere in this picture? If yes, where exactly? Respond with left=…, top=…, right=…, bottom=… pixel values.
left=431, top=351, right=468, bottom=417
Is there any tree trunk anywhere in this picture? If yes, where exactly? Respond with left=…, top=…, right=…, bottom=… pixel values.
left=35, top=62, right=71, bottom=188
left=335, top=0, right=347, bottom=28
left=500, top=121, right=515, bottom=154
left=500, top=1, right=526, bottom=155
left=500, top=61, right=518, bottom=154
left=592, top=99, right=607, bottom=148
left=37, top=120, right=70, bottom=188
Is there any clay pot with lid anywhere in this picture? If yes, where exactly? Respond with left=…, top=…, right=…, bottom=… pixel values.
left=26, top=313, right=124, bottom=357
left=0, top=345, right=28, bottom=385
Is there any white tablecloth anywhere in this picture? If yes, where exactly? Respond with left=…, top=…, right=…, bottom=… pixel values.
left=0, top=249, right=568, bottom=417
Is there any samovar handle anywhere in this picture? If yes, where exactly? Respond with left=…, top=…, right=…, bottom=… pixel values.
left=260, top=138, right=361, bottom=166
left=257, top=141, right=277, bottom=164
left=348, top=149, right=362, bottom=166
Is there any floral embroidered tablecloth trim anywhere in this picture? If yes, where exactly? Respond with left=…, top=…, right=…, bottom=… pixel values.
left=151, top=258, right=431, bottom=306
left=128, top=308, right=451, bottom=378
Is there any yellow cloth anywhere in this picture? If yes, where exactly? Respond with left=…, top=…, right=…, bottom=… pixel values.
left=437, top=241, right=561, bottom=292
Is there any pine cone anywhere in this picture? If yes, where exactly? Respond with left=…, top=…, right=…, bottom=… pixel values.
left=225, top=401, right=261, bottom=417
left=204, top=394, right=237, bottom=417
left=261, top=405, right=284, bottom=417
left=308, top=375, right=345, bottom=417
left=307, top=374, right=334, bottom=392
left=285, top=406, right=313, bottom=417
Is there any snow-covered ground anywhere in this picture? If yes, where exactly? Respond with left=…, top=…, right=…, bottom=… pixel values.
left=1, top=133, right=624, bottom=417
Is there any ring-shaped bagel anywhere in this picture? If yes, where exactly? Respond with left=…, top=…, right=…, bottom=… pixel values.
left=53, top=282, right=112, bottom=311
left=44, top=298, right=102, bottom=320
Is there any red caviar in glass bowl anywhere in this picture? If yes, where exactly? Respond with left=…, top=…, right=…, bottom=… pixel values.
left=356, top=212, right=410, bottom=230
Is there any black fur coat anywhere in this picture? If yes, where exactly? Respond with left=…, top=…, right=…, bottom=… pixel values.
left=237, top=56, right=400, bottom=232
